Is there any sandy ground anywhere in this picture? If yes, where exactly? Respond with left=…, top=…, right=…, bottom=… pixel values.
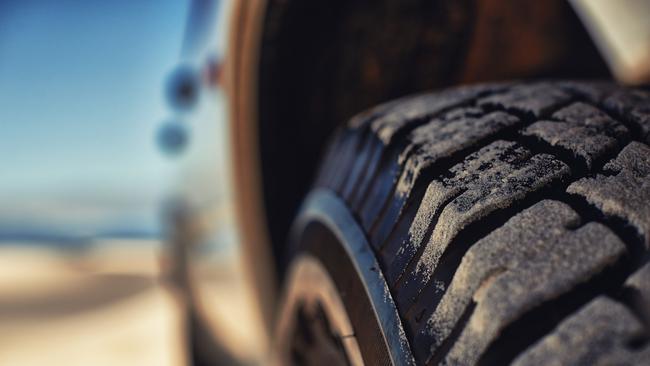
left=0, top=241, right=189, bottom=366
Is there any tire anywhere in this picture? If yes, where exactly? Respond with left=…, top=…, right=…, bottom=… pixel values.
left=285, top=81, right=650, bottom=365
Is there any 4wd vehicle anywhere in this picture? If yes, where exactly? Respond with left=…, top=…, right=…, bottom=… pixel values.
left=182, top=1, right=650, bottom=365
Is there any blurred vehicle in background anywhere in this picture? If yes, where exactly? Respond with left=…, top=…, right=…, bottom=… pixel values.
left=0, top=1, right=244, bottom=365
left=2, top=1, right=650, bottom=366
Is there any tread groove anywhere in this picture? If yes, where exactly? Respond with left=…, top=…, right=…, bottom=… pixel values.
left=425, top=302, right=476, bottom=366
left=388, top=189, right=466, bottom=287
left=559, top=193, right=647, bottom=262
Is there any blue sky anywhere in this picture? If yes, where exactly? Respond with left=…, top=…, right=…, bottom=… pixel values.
left=0, top=1, right=193, bottom=237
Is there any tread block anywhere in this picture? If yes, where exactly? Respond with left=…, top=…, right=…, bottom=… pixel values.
left=514, top=263, right=650, bottom=366
left=369, top=85, right=499, bottom=145
left=392, top=142, right=571, bottom=315
left=521, top=102, right=629, bottom=170
left=370, top=110, right=521, bottom=247
left=426, top=200, right=626, bottom=365
left=478, top=83, right=572, bottom=118
left=384, top=141, right=530, bottom=284
left=357, top=89, right=507, bottom=231
left=513, top=297, right=649, bottom=366
left=625, top=262, right=650, bottom=308
left=552, top=102, right=628, bottom=141
left=603, top=89, right=650, bottom=144
left=340, top=134, right=378, bottom=199
left=567, top=142, right=650, bottom=248
left=558, top=81, right=616, bottom=103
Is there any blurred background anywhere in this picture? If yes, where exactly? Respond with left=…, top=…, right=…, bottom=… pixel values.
left=0, top=1, right=257, bottom=365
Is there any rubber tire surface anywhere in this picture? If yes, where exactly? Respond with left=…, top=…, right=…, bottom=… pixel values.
left=314, top=81, right=650, bottom=365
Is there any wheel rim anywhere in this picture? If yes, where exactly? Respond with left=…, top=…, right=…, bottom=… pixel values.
left=275, top=254, right=363, bottom=365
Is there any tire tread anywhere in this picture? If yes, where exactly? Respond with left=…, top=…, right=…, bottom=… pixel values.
left=315, top=81, right=650, bottom=365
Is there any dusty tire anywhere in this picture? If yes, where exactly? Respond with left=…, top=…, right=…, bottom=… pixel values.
left=287, top=81, right=650, bottom=365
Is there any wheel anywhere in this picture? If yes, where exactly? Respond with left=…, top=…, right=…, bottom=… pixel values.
left=277, top=81, right=650, bottom=365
